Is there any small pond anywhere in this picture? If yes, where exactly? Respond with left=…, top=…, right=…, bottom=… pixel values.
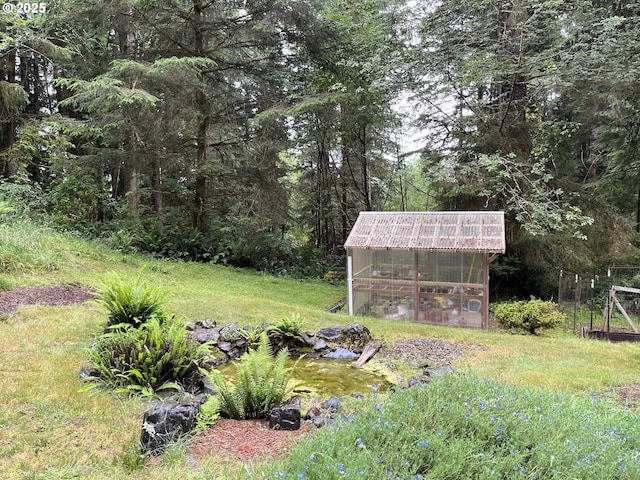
left=216, top=357, right=395, bottom=398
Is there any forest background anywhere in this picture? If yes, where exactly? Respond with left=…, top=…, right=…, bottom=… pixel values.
left=2, top=0, right=640, bottom=299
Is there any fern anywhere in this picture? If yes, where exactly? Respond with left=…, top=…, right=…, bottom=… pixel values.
left=84, top=316, right=209, bottom=397
left=196, top=395, right=221, bottom=431
left=268, top=313, right=305, bottom=338
left=203, top=332, right=299, bottom=419
left=94, top=268, right=169, bottom=328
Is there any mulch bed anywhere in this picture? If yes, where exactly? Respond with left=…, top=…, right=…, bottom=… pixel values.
left=0, top=283, right=95, bottom=317
left=187, top=418, right=313, bottom=465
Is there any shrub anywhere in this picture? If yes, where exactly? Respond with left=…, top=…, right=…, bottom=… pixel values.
left=94, top=269, right=169, bottom=328
left=493, top=297, right=566, bottom=334
left=84, top=316, right=210, bottom=397
left=204, top=332, right=299, bottom=419
left=47, top=175, right=111, bottom=233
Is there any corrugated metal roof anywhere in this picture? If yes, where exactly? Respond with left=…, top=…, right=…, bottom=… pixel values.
left=344, top=211, right=506, bottom=252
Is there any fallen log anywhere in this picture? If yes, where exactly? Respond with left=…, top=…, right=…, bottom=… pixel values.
left=353, top=339, right=383, bottom=368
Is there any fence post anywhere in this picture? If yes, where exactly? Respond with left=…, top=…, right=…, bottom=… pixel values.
left=590, top=277, right=595, bottom=331
left=573, top=273, right=578, bottom=334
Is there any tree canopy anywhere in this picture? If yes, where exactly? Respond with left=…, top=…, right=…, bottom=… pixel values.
left=1, top=0, right=639, bottom=296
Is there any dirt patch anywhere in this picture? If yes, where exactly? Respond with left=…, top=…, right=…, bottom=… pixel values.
left=0, top=283, right=95, bottom=316
left=615, top=384, right=640, bottom=410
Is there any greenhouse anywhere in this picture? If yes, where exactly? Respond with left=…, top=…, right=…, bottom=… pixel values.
left=344, top=211, right=506, bottom=328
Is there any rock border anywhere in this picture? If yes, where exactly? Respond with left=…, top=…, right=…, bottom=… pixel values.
left=141, top=321, right=376, bottom=454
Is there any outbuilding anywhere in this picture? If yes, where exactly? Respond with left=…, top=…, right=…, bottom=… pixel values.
left=344, top=211, right=506, bottom=328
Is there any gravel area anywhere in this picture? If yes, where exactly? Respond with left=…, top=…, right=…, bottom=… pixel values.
left=376, top=336, right=488, bottom=369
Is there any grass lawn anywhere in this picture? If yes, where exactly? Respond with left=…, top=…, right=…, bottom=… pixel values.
left=1, top=227, right=640, bottom=478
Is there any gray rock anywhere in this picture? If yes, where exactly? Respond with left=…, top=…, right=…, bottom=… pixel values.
left=186, top=318, right=216, bottom=331
left=408, top=375, right=431, bottom=387
left=219, top=323, right=241, bottom=341
left=78, top=365, right=100, bottom=380
left=140, top=399, right=201, bottom=455
left=269, top=395, right=301, bottom=431
left=313, top=339, right=328, bottom=351
left=316, top=326, right=343, bottom=342
left=189, top=327, right=221, bottom=344
left=322, top=347, right=359, bottom=359
left=315, top=323, right=371, bottom=352
left=322, top=396, right=342, bottom=411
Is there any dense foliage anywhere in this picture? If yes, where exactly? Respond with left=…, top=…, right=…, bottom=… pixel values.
left=493, top=298, right=567, bottom=334
left=85, top=316, right=210, bottom=397
left=86, top=269, right=208, bottom=396
left=2, top=1, right=640, bottom=295
left=259, top=373, right=640, bottom=479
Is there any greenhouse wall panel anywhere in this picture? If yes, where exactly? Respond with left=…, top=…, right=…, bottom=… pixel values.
left=345, top=212, right=506, bottom=329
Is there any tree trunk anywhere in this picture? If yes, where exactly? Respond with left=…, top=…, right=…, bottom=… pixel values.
left=151, top=158, right=163, bottom=216
left=360, top=122, right=372, bottom=211
left=1, top=52, right=18, bottom=179
left=124, top=157, right=139, bottom=217
left=192, top=0, right=210, bottom=233
left=341, top=158, right=348, bottom=245
left=119, top=7, right=141, bottom=217
left=498, top=0, right=531, bottom=156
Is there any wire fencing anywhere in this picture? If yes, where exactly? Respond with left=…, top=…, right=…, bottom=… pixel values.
left=558, top=267, right=640, bottom=334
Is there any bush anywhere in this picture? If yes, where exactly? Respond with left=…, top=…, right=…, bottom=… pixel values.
left=204, top=332, right=299, bottom=419
left=47, top=175, right=112, bottom=233
left=84, top=316, right=210, bottom=397
left=240, top=324, right=267, bottom=347
left=94, top=269, right=169, bottom=328
left=493, top=297, right=566, bottom=334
